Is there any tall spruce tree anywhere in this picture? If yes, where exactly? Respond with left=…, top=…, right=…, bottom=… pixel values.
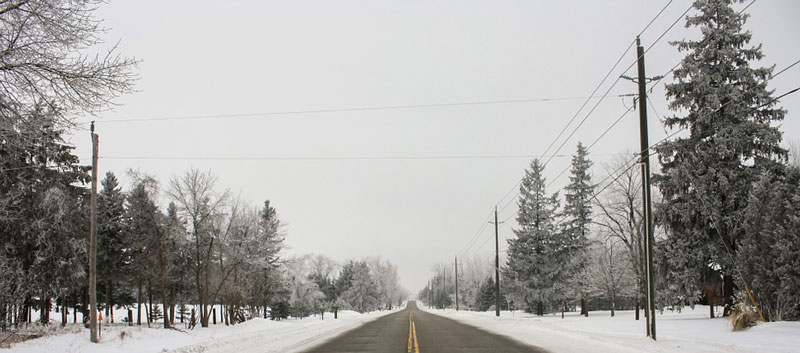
left=654, top=0, right=786, bottom=315
left=504, top=159, right=566, bottom=315
left=0, top=106, right=89, bottom=325
left=97, top=172, right=127, bottom=320
left=562, top=143, right=595, bottom=316
left=739, top=167, right=800, bottom=321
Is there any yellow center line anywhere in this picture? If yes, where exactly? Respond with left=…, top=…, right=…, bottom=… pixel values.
left=407, top=312, right=413, bottom=353
left=412, top=313, right=420, bottom=353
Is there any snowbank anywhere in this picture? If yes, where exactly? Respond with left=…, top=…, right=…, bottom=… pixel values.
left=2, top=306, right=402, bottom=353
left=418, top=304, right=800, bottom=353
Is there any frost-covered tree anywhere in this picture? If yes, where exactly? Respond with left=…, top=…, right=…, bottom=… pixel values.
left=284, top=255, right=325, bottom=318
left=562, top=142, right=595, bottom=316
left=167, top=168, right=229, bottom=327
left=655, top=0, right=787, bottom=316
left=475, top=276, right=508, bottom=311
left=247, top=200, right=285, bottom=319
left=594, top=153, right=648, bottom=319
left=0, top=107, right=88, bottom=325
left=366, top=258, right=402, bottom=310
left=459, top=255, right=493, bottom=311
left=0, top=0, right=137, bottom=124
left=342, top=261, right=379, bottom=313
left=126, top=180, right=171, bottom=327
left=504, top=159, right=567, bottom=315
left=739, top=167, right=800, bottom=321
left=97, top=172, right=126, bottom=321
left=586, top=239, right=636, bottom=317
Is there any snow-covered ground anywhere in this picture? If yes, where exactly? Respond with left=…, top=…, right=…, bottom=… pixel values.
left=419, top=304, right=800, bottom=353
left=2, top=305, right=402, bottom=353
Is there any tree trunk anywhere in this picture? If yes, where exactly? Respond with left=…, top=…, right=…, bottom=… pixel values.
left=105, top=283, right=111, bottom=323
left=710, top=304, right=715, bottom=318
left=61, top=299, right=67, bottom=327
left=40, top=295, right=50, bottom=324
left=136, top=280, right=142, bottom=326
left=580, top=297, right=587, bottom=316
left=611, top=290, right=616, bottom=317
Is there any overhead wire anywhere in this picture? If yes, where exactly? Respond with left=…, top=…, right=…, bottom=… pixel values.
left=98, top=153, right=612, bottom=162
left=494, top=1, right=693, bottom=220
left=94, top=95, right=623, bottom=124
left=464, top=0, right=682, bottom=258
left=590, top=82, right=800, bottom=205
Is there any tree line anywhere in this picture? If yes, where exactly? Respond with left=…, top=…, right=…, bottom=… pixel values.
left=422, top=0, right=800, bottom=322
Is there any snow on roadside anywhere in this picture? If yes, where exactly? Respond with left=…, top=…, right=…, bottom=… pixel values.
left=418, top=303, right=800, bottom=353
left=3, top=306, right=402, bottom=353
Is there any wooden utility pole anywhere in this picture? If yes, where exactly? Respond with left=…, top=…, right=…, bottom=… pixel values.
left=635, top=36, right=657, bottom=340
left=454, top=257, right=459, bottom=311
left=89, top=122, right=99, bottom=343
left=494, top=207, right=500, bottom=317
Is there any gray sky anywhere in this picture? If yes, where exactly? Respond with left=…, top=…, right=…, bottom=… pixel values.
left=68, top=0, right=800, bottom=293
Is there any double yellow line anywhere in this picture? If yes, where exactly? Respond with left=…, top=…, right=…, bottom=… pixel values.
left=407, top=311, right=420, bottom=353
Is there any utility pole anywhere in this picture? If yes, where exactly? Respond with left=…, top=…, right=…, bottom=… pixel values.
left=494, top=207, right=500, bottom=317
left=634, top=36, right=657, bottom=341
left=443, top=268, right=446, bottom=309
left=89, top=122, right=99, bottom=343
left=455, top=257, right=459, bottom=311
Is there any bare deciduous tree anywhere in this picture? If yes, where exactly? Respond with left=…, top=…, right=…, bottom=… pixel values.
left=593, top=153, right=647, bottom=319
left=0, top=0, right=137, bottom=123
left=167, top=168, right=228, bottom=328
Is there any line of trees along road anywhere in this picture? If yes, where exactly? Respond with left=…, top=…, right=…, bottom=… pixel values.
left=423, top=0, right=800, bottom=323
left=1, top=163, right=410, bottom=329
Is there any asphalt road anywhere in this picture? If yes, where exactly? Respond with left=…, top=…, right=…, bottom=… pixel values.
left=302, top=301, right=549, bottom=353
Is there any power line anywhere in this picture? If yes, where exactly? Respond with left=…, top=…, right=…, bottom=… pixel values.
left=638, top=0, right=674, bottom=37
left=457, top=210, right=495, bottom=259
left=98, top=153, right=617, bottom=162
left=772, top=58, right=800, bottom=79
left=591, top=83, right=800, bottom=203
left=494, top=1, right=690, bottom=216
left=459, top=1, right=681, bottom=257
left=94, top=95, right=624, bottom=124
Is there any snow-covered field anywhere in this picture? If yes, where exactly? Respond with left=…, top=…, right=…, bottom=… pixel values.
left=419, top=304, right=800, bottom=353
left=2, top=305, right=402, bottom=353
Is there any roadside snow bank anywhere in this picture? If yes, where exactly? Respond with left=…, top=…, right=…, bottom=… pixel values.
left=418, top=304, right=799, bottom=353
left=3, top=307, right=402, bottom=353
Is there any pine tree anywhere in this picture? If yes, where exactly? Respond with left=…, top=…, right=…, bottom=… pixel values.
left=504, top=159, right=567, bottom=314
left=739, top=167, right=800, bottom=321
left=0, top=106, right=89, bottom=325
left=97, top=172, right=127, bottom=320
left=654, top=0, right=787, bottom=314
left=343, top=261, right=379, bottom=313
left=562, top=142, right=595, bottom=316
left=475, top=276, right=508, bottom=311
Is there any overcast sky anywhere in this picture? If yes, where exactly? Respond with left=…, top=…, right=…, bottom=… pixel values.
left=67, top=0, right=800, bottom=293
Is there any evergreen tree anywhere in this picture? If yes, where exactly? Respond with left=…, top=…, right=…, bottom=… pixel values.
left=97, top=172, right=127, bottom=320
left=562, top=142, right=595, bottom=316
left=126, top=182, right=170, bottom=327
left=258, top=200, right=284, bottom=267
left=475, top=277, right=508, bottom=311
left=504, top=159, right=567, bottom=314
left=0, top=106, right=89, bottom=325
left=654, top=0, right=787, bottom=314
left=739, top=167, right=800, bottom=321
left=335, top=260, right=357, bottom=300
left=342, top=261, right=379, bottom=313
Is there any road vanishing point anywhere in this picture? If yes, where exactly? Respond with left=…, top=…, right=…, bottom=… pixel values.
left=303, top=301, right=549, bottom=353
